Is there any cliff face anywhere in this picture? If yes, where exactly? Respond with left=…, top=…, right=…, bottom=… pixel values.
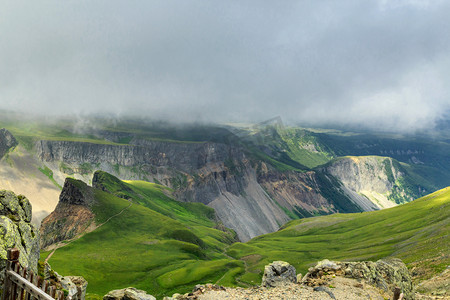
left=324, top=156, right=408, bottom=209
left=36, top=139, right=233, bottom=173
left=0, top=190, right=39, bottom=286
left=257, top=165, right=339, bottom=216
left=40, top=179, right=95, bottom=249
left=35, top=139, right=418, bottom=241
left=36, top=139, right=290, bottom=242
left=0, top=128, right=18, bottom=159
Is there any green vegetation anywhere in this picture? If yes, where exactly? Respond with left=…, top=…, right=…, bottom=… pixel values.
left=314, top=171, right=363, bottom=213
left=44, top=171, right=450, bottom=297
left=43, top=172, right=240, bottom=299
left=227, top=187, right=450, bottom=285
left=238, top=126, right=335, bottom=171
left=38, top=166, right=62, bottom=189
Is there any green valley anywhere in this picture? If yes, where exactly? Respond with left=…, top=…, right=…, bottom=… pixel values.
left=41, top=171, right=449, bottom=298
left=227, top=186, right=450, bottom=286
left=41, top=172, right=240, bottom=299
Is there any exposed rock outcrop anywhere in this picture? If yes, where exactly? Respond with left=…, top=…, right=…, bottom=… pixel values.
left=261, top=261, right=297, bottom=287
left=60, top=276, right=88, bottom=300
left=40, top=178, right=95, bottom=249
left=324, top=156, right=410, bottom=208
left=35, top=139, right=420, bottom=242
left=0, top=128, right=18, bottom=159
left=303, top=258, right=414, bottom=299
left=0, top=190, right=39, bottom=286
left=36, top=140, right=290, bottom=241
left=103, top=287, right=156, bottom=300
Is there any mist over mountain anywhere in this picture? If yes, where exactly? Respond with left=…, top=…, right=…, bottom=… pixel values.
left=1, top=1, right=450, bottom=132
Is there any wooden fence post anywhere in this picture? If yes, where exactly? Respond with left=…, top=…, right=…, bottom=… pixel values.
left=1, top=248, right=20, bottom=300
left=2, top=248, right=64, bottom=300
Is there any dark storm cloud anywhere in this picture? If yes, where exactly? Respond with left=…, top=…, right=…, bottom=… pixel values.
left=1, top=0, right=449, bottom=131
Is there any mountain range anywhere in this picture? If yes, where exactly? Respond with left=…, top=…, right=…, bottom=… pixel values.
left=0, top=112, right=449, bottom=298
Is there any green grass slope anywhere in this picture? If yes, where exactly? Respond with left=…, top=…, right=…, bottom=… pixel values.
left=238, top=126, right=334, bottom=171
left=42, top=173, right=241, bottom=299
left=227, top=187, right=450, bottom=285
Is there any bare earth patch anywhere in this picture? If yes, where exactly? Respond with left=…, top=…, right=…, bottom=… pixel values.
left=197, top=277, right=389, bottom=300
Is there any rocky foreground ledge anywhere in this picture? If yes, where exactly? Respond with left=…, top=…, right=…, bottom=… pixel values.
left=104, top=258, right=448, bottom=300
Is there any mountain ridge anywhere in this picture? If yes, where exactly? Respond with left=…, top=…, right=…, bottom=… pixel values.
left=1, top=115, right=448, bottom=241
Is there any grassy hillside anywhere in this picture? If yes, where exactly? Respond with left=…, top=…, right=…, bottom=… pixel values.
left=44, top=173, right=449, bottom=298
left=237, top=126, right=334, bottom=170
left=227, top=187, right=450, bottom=285
left=42, top=173, right=241, bottom=299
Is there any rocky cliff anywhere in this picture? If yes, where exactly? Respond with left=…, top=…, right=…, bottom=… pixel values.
left=0, top=190, right=39, bottom=286
left=0, top=128, right=18, bottom=159
left=35, top=139, right=423, bottom=241
left=36, top=139, right=291, bottom=241
left=324, top=156, right=413, bottom=209
left=40, top=179, right=95, bottom=249
left=257, top=163, right=363, bottom=218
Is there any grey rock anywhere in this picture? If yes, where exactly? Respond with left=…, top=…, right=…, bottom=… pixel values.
left=35, top=140, right=290, bottom=242
left=66, top=276, right=88, bottom=300
left=103, top=287, right=156, bottom=300
left=324, top=156, right=414, bottom=208
left=39, top=178, right=95, bottom=249
left=0, top=128, right=18, bottom=159
left=0, top=191, right=39, bottom=287
left=315, top=259, right=341, bottom=271
left=261, top=261, right=297, bottom=287
left=304, top=258, right=414, bottom=299
left=58, top=275, right=88, bottom=300
left=59, top=276, right=78, bottom=299
left=59, top=178, right=94, bottom=207
left=313, top=286, right=336, bottom=299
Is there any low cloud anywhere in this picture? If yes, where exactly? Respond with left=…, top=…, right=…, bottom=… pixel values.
left=1, top=1, right=449, bottom=131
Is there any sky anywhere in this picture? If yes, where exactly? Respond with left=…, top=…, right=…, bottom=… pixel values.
left=1, top=0, right=449, bottom=132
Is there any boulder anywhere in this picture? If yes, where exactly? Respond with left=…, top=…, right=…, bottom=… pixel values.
left=59, top=276, right=78, bottom=299
left=66, top=276, right=88, bottom=300
left=103, top=287, right=156, bottom=300
left=303, top=258, right=414, bottom=299
left=0, top=191, right=39, bottom=287
left=261, top=261, right=297, bottom=287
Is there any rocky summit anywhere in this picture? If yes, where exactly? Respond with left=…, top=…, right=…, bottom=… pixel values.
left=39, top=178, right=95, bottom=249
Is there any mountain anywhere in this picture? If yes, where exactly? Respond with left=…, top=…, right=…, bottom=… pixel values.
left=40, top=171, right=240, bottom=299
left=41, top=172, right=450, bottom=298
left=1, top=113, right=449, bottom=240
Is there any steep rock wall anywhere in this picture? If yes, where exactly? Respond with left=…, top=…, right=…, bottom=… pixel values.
left=36, top=140, right=411, bottom=241
left=40, top=179, right=95, bottom=249
left=0, top=128, right=18, bottom=159
left=36, top=140, right=290, bottom=241
left=324, top=156, right=405, bottom=209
